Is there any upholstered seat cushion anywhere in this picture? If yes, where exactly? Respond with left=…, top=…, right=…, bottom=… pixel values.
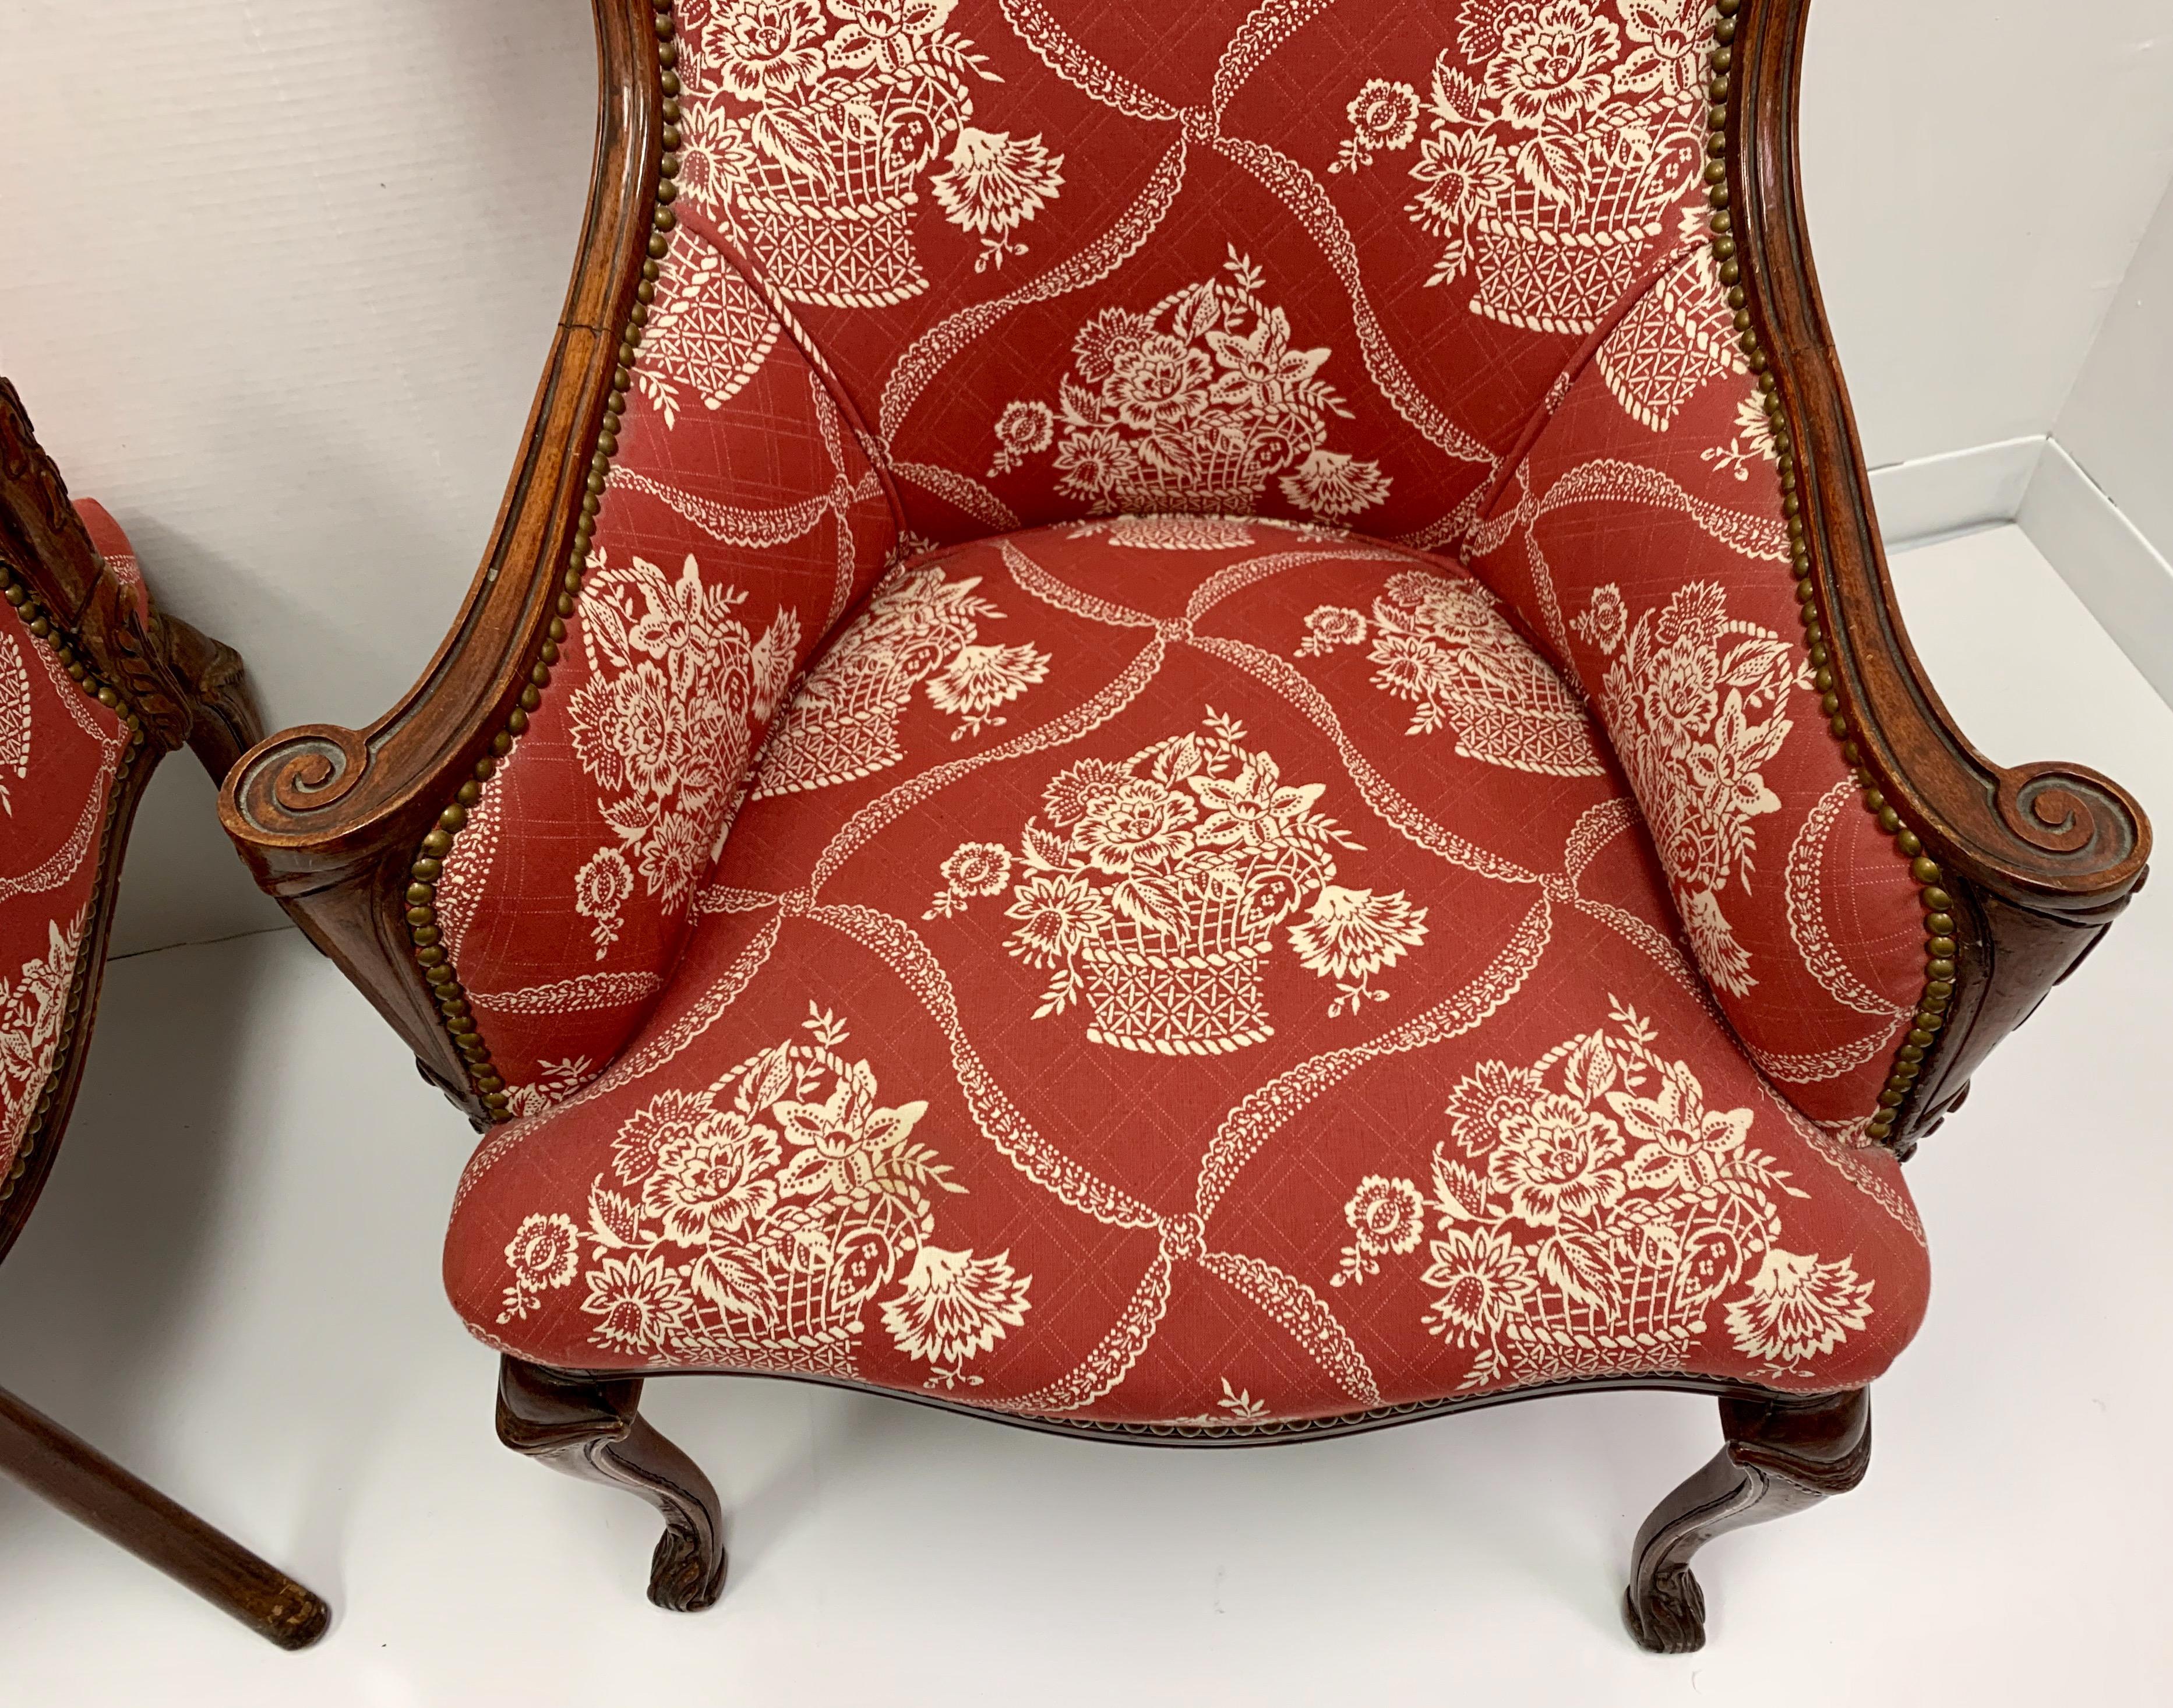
left=443, top=521, right=1928, bottom=1428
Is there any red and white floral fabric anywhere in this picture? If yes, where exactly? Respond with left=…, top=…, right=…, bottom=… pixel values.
left=1464, top=245, right=1927, bottom=1122
left=445, top=522, right=1930, bottom=1425
left=438, top=1, right=1937, bottom=1421
left=0, top=507, right=135, bottom=1186
left=433, top=262, right=899, bottom=1100
left=72, top=499, right=153, bottom=624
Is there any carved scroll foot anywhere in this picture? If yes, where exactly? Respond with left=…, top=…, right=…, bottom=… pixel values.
left=495, top=1357, right=727, bottom=1612
left=1625, top=1389, right=1870, bottom=1654
left=158, top=612, right=265, bottom=784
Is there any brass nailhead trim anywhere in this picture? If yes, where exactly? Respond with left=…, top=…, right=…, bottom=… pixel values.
left=405, top=0, right=681, bottom=1124
left=1706, top=0, right=1943, bottom=1148
left=0, top=559, right=149, bottom=1202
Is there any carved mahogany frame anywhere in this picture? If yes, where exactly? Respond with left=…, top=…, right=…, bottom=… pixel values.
left=1725, top=1, right=2147, bottom=1141
left=218, top=0, right=660, bottom=1116
left=209, top=0, right=2149, bottom=1647
left=0, top=380, right=330, bottom=1647
left=0, top=380, right=263, bottom=1257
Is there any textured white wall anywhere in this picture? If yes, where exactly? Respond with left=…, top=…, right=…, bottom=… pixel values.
left=2056, top=179, right=2173, bottom=559
left=1, top=0, right=2169, bottom=952
left=0, top=2, right=597, bottom=952
left=1801, top=1, right=2173, bottom=471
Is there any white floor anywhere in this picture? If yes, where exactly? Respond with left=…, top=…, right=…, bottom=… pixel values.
left=1, top=526, right=2167, bottom=1705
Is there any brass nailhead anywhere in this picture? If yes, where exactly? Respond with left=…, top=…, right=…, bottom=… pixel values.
left=1704, top=2, right=1949, bottom=1148
left=411, top=1, right=687, bottom=1123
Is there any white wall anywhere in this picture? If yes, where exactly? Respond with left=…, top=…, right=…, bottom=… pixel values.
left=2011, top=177, right=2173, bottom=705
left=0, top=1, right=597, bottom=952
left=2, top=1, right=2170, bottom=953
left=1800, top=1, right=2173, bottom=470
left=2056, top=179, right=2173, bottom=559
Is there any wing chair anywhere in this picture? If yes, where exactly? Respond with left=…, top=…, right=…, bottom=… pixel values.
left=217, top=0, right=2149, bottom=1650
left=0, top=381, right=330, bottom=1649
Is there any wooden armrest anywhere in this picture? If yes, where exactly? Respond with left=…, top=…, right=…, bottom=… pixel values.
left=216, top=1, right=661, bottom=1114
left=1733, top=0, right=2149, bottom=1142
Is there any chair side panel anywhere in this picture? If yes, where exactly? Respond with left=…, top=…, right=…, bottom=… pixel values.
left=1463, top=248, right=1927, bottom=1125
left=0, top=548, right=133, bottom=1194
left=436, top=249, right=899, bottom=1111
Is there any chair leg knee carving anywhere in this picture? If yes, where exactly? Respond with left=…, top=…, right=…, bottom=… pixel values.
left=493, top=1357, right=728, bottom=1612
left=1625, top=1388, right=1871, bottom=1654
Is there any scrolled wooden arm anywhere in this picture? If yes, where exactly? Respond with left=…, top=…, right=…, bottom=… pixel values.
left=1989, top=760, right=2145, bottom=879
left=1730, top=0, right=2149, bottom=1139
left=217, top=0, right=664, bottom=1113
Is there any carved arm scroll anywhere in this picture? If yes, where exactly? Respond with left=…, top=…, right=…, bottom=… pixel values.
left=216, top=0, right=663, bottom=1113
left=1726, top=0, right=2149, bottom=1142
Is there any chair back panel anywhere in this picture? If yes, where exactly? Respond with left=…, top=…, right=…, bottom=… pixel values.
left=436, top=0, right=1936, bottom=1127
left=672, top=0, right=1719, bottom=557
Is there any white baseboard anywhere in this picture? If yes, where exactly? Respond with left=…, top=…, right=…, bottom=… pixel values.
left=1868, top=436, right=2046, bottom=549
left=2017, top=440, right=2173, bottom=708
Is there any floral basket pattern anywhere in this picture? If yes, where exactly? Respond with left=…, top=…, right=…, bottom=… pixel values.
left=753, top=563, right=1050, bottom=798
left=633, top=224, right=784, bottom=430
left=0, top=912, right=86, bottom=1168
left=1332, top=0, right=1708, bottom=332
left=1334, top=1003, right=1875, bottom=1388
left=928, top=709, right=1429, bottom=1051
left=565, top=550, right=802, bottom=956
left=435, top=2, right=1943, bottom=1429
left=1296, top=566, right=1606, bottom=777
left=1594, top=217, right=1746, bottom=432
left=990, top=250, right=1394, bottom=525
left=1574, top=579, right=1806, bottom=996
left=675, top=0, right=1066, bottom=304
left=0, top=518, right=134, bottom=1191
left=449, top=521, right=1930, bottom=1427
left=500, top=1004, right=1031, bottom=1384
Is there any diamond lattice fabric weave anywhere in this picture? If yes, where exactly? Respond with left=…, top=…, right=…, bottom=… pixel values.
left=439, top=0, right=1929, bottom=1131
left=443, top=521, right=1929, bottom=1427
left=433, top=263, right=901, bottom=1103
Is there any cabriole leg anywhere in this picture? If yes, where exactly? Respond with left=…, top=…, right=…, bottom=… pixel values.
left=494, top=1356, right=727, bottom=1611
left=1625, top=1388, right=1871, bottom=1653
